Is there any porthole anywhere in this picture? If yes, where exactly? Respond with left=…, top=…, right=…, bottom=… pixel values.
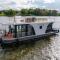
left=40, top=26, right=42, bottom=29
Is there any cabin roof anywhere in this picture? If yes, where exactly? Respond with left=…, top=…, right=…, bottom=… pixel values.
left=14, top=22, right=53, bottom=25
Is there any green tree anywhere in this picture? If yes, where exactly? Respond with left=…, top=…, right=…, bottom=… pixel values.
left=20, top=9, right=28, bottom=16
left=27, top=9, right=34, bottom=16
left=4, top=9, right=16, bottom=16
left=0, top=8, right=59, bottom=16
left=51, top=10, right=57, bottom=16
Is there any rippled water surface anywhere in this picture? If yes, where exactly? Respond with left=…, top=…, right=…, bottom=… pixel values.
left=0, top=35, right=60, bottom=60
left=0, top=16, right=60, bottom=60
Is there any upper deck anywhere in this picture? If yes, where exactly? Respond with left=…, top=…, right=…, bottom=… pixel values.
left=15, top=16, right=54, bottom=24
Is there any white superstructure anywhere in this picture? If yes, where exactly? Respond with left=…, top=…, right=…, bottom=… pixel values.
left=13, top=16, right=54, bottom=36
left=15, top=16, right=53, bottom=23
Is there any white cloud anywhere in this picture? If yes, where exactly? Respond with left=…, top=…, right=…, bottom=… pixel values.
left=0, top=0, right=59, bottom=11
left=0, top=0, right=44, bottom=10
left=44, top=0, right=55, bottom=3
left=13, top=0, right=43, bottom=9
left=0, top=6, right=4, bottom=10
left=42, top=6, right=46, bottom=8
left=0, top=0, right=37, bottom=10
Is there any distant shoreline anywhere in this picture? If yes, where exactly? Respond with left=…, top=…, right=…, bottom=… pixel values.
left=0, top=8, right=60, bottom=16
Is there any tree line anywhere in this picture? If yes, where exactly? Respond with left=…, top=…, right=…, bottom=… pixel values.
left=0, top=8, right=60, bottom=16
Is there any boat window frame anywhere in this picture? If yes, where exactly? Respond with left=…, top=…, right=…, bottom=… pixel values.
left=14, top=24, right=35, bottom=38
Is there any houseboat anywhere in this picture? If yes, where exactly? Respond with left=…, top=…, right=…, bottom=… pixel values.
left=0, top=16, right=59, bottom=47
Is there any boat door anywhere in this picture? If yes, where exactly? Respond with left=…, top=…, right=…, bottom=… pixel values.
left=15, top=24, right=27, bottom=37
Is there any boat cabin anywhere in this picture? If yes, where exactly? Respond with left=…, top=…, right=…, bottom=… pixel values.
left=0, top=16, right=56, bottom=40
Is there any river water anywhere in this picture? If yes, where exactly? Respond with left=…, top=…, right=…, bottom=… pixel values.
left=0, top=16, right=60, bottom=60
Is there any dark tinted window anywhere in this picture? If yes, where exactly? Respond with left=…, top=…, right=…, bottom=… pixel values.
left=40, top=26, right=42, bottom=29
left=15, top=24, right=35, bottom=38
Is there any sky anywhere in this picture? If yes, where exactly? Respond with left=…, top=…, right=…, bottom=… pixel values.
left=0, top=0, right=60, bottom=11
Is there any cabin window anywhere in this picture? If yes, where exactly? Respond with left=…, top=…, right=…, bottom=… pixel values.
left=25, top=17, right=36, bottom=22
left=27, top=25, right=35, bottom=36
left=20, top=20, right=24, bottom=22
left=45, top=23, right=53, bottom=33
left=40, top=26, right=42, bottom=29
left=15, top=24, right=35, bottom=38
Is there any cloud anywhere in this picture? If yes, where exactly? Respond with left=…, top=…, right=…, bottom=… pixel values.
left=0, top=0, right=37, bottom=10
left=11, top=0, right=45, bottom=9
left=0, top=0, right=60, bottom=11
left=44, top=0, right=55, bottom=3
left=0, top=6, right=4, bottom=10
